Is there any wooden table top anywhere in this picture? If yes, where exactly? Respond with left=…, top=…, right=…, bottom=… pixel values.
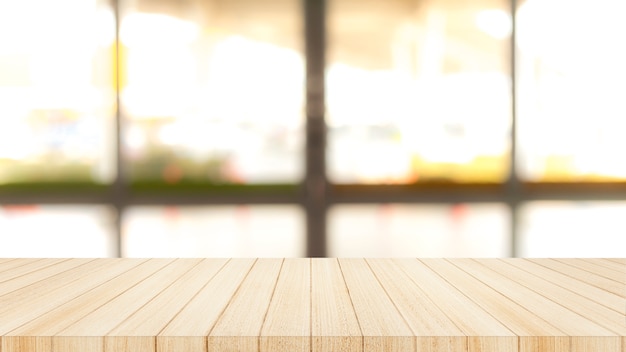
left=0, top=258, right=624, bottom=352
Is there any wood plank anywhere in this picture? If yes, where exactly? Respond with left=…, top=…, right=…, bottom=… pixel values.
left=519, top=337, right=570, bottom=352
left=570, top=336, right=622, bottom=352
left=397, top=260, right=515, bottom=338
left=52, top=337, right=102, bottom=352
left=366, top=259, right=466, bottom=351
left=0, top=259, right=84, bottom=296
left=1, top=258, right=624, bottom=352
left=94, top=259, right=225, bottom=344
left=208, top=259, right=283, bottom=352
left=420, top=259, right=564, bottom=337
left=260, top=258, right=310, bottom=352
left=467, top=337, right=517, bottom=352
left=4, top=259, right=169, bottom=339
left=448, top=259, right=617, bottom=336
left=311, top=258, right=361, bottom=352
left=0, top=260, right=147, bottom=339
left=104, top=336, right=155, bottom=352
left=338, top=258, right=414, bottom=352
left=506, top=259, right=624, bottom=314
left=0, top=259, right=125, bottom=319
left=528, top=259, right=625, bottom=297
left=586, top=258, right=626, bottom=272
left=158, top=259, right=255, bottom=352
left=106, top=259, right=228, bottom=352
left=410, top=337, right=468, bottom=352
left=555, top=259, right=626, bottom=284
left=1, top=337, right=51, bottom=352
left=403, top=259, right=517, bottom=352
left=0, top=258, right=52, bottom=283
left=0, top=259, right=38, bottom=273
left=604, top=258, right=625, bottom=265
left=41, top=259, right=184, bottom=352
left=159, top=337, right=205, bottom=352
left=58, top=259, right=203, bottom=336
left=491, top=259, right=626, bottom=336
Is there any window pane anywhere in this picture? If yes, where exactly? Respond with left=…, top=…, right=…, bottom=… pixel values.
left=0, top=0, right=116, bottom=184
left=0, top=205, right=115, bottom=257
left=120, top=0, right=304, bottom=184
left=122, top=205, right=305, bottom=257
left=519, top=202, right=626, bottom=257
left=328, top=204, right=509, bottom=257
left=327, top=0, right=511, bottom=184
left=517, top=0, right=626, bottom=181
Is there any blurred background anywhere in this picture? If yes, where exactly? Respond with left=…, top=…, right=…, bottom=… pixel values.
left=0, top=0, right=625, bottom=257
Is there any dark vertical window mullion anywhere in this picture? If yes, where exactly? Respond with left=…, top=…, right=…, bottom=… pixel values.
left=508, top=0, right=520, bottom=257
left=304, top=0, right=327, bottom=257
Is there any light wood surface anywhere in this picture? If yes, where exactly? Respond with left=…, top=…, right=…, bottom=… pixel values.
left=311, top=258, right=361, bottom=352
left=0, top=259, right=624, bottom=352
left=528, top=259, right=625, bottom=298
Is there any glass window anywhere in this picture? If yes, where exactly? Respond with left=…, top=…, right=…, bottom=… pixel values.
left=518, top=202, right=626, bottom=257
left=0, top=205, right=115, bottom=257
left=122, top=205, right=305, bottom=257
left=0, top=0, right=117, bottom=184
left=119, top=0, right=304, bottom=184
left=327, top=0, right=511, bottom=184
left=516, top=0, right=626, bottom=181
left=328, top=203, right=509, bottom=257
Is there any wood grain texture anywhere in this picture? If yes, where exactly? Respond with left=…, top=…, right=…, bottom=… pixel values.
left=424, top=259, right=564, bottom=337
left=467, top=337, right=517, bottom=352
left=529, top=259, right=625, bottom=297
left=1, top=259, right=152, bottom=338
left=107, top=259, right=228, bottom=341
left=339, top=258, right=414, bottom=351
left=0, top=259, right=60, bottom=284
left=52, top=337, right=102, bottom=352
left=158, top=337, right=206, bottom=352
left=207, top=258, right=283, bottom=352
left=157, top=258, right=255, bottom=352
left=554, top=259, right=625, bottom=284
left=412, top=337, right=468, bottom=352
left=519, top=336, right=570, bottom=352
left=0, top=259, right=105, bottom=313
left=405, top=259, right=515, bottom=337
left=59, top=259, right=203, bottom=336
left=505, top=259, right=624, bottom=314
left=570, top=336, right=622, bottom=352
left=260, top=258, right=310, bottom=352
left=366, top=259, right=465, bottom=336
left=398, top=259, right=517, bottom=352
left=1, top=337, right=51, bottom=352
left=0, top=259, right=90, bottom=297
left=586, top=259, right=626, bottom=272
left=492, top=259, right=626, bottom=336
left=449, top=259, right=619, bottom=336
left=0, top=259, right=44, bottom=273
left=366, top=259, right=467, bottom=351
left=0, top=258, right=624, bottom=352
left=104, top=336, right=154, bottom=352
left=311, top=258, right=361, bottom=352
